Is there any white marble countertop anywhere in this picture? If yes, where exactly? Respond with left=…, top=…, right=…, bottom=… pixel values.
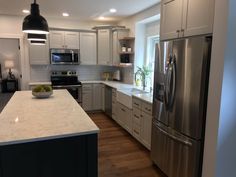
left=132, top=93, right=153, bottom=104
left=0, top=90, right=99, bottom=146
left=29, top=82, right=52, bottom=86
left=81, top=80, right=153, bottom=104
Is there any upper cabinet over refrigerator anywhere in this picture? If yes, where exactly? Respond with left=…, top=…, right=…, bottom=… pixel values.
left=160, top=0, right=215, bottom=41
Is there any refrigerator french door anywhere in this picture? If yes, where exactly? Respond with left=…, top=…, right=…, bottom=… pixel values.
left=151, top=36, right=212, bottom=177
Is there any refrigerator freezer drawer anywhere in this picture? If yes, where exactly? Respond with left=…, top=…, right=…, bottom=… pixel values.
left=151, top=124, right=201, bottom=177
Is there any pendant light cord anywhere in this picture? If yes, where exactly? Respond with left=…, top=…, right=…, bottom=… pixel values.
left=34, top=0, right=36, bottom=4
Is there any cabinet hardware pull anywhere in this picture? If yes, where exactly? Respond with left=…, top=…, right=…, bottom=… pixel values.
left=134, top=103, right=139, bottom=106
left=134, top=115, right=139, bottom=119
left=181, top=29, right=184, bottom=32
left=121, top=108, right=126, bottom=112
left=176, top=30, right=180, bottom=33
left=134, top=130, right=139, bottom=135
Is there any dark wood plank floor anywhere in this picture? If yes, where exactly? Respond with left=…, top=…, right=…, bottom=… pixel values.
left=89, top=113, right=167, bottom=177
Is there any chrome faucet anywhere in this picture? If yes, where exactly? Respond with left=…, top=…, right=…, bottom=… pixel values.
left=135, top=69, right=146, bottom=91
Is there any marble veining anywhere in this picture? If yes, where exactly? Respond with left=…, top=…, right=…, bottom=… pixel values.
left=0, top=90, right=99, bottom=146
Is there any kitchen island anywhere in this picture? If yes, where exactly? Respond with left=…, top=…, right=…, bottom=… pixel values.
left=0, top=90, right=99, bottom=177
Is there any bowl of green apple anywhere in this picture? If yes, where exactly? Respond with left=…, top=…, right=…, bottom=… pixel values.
left=32, top=85, right=53, bottom=99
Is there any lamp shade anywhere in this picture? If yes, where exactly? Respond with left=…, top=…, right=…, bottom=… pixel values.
left=27, top=33, right=46, bottom=41
left=5, top=60, right=14, bottom=69
left=30, top=40, right=46, bottom=45
left=22, top=2, right=49, bottom=34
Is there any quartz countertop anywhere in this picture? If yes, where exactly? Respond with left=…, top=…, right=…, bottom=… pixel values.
left=29, top=82, right=52, bottom=86
left=0, top=90, right=99, bottom=146
left=81, top=80, right=153, bottom=104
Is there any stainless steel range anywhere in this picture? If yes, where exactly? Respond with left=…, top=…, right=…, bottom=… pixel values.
left=51, top=71, right=82, bottom=104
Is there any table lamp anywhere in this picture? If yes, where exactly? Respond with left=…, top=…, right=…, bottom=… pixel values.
left=5, top=60, right=15, bottom=79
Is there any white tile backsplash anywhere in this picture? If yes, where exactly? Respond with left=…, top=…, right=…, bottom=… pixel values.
left=30, top=65, right=131, bottom=82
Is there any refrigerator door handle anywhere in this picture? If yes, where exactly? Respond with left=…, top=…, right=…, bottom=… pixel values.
left=156, top=124, right=192, bottom=146
left=164, top=54, right=172, bottom=109
left=169, top=55, right=176, bottom=108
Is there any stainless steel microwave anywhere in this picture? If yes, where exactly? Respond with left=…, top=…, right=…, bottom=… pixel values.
left=50, top=49, right=80, bottom=65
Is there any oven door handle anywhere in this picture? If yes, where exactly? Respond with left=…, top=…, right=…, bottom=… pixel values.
left=52, top=85, right=82, bottom=88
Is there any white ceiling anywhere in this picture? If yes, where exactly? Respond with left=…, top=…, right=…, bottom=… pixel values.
left=0, top=0, right=160, bottom=22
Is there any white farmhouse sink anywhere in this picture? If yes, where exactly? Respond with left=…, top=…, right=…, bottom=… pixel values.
left=116, top=88, right=148, bottom=109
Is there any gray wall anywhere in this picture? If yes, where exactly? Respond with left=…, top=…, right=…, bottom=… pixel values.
left=216, top=0, right=236, bottom=176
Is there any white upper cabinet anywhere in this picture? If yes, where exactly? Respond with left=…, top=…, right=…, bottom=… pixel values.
left=49, top=31, right=65, bottom=48
left=160, top=0, right=184, bottom=40
left=64, top=32, right=80, bottom=49
left=29, top=38, right=50, bottom=65
left=49, top=30, right=79, bottom=49
left=97, top=29, right=112, bottom=65
left=182, top=0, right=215, bottom=37
left=160, top=0, right=215, bottom=40
left=80, top=32, right=97, bottom=65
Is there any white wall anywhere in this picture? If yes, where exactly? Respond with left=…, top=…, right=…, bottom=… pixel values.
left=0, top=38, right=20, bottom=79
left=202, top=0, right=236, bottom=177
left=118, top=3, right=161, bottom=37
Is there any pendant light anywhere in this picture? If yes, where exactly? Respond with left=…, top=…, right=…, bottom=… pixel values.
left=30, top=41, right=46, bottom=45
left=27, top=34, right=46, bottom=41
left=22, top=0, right=49, bottom=34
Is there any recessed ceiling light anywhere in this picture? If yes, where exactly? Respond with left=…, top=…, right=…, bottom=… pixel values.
left=62, top=13, right=69, bottom=17
left=22, top=9, right=30, bottom=14
left=110, top=8, right=117, bottom=13
left=99, top=16, right=105, bottom=20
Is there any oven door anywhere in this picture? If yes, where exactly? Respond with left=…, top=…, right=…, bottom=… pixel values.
left=52, top=85, right=82, bottom=104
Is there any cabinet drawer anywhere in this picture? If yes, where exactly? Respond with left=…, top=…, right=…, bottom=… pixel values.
left=133, top=108, right=141, bottom=125
left=133, top=123, right=141, bottom=140
left=142, top=102, right=152, bottom=115
left=133, top=97, right=142, bottom=109
left=82, top=84, right=92, bottom=91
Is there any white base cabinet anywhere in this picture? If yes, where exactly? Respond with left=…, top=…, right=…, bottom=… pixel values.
left=132, top=97, right=153, bottom=150
left=117, top=102, right=133, bottom=134
left=112, top=89, right=117, bottom=121
left=82, top=83, right=102, bottom=111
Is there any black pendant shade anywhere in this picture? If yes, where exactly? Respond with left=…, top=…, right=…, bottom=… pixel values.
left=27, top=33, right=46, bottom=41
left=30, top=40, right=46, bottom=45
left=22, top=0, right=49, bottom=34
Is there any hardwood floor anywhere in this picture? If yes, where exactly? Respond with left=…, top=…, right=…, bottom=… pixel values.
left=89, top=113, right=167, bottom=177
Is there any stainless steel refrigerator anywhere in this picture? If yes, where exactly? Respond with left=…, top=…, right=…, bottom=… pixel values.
left=151, top=35, right=212, bottom=177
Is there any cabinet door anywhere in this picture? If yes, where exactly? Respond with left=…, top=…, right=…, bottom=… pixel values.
left=101, top=84, right=105, bottom=111
left=182, top=0, right=214, bottom=37
left=82, top=84, right=93, bottom=111
left=141, top=112, right=152, bottom=150
left=112, top=31, right=119, bottom=66
left=93, top=84, right=102, bottom=110
left=80, top=32, right=97, bottom=65
left=160, top=0, right=184, bottom=41
left=64, top=32, right=79, bottom=49
left=29, top=40, right=50, bottom=65
left=97, top=29, right=111, bottom=65
left=116, top=103, right=123, bottom=126
left=49, top=31, right=65, bottom=48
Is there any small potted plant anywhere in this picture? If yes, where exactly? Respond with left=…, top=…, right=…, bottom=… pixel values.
left=134, top=66, right=152, bottom=90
